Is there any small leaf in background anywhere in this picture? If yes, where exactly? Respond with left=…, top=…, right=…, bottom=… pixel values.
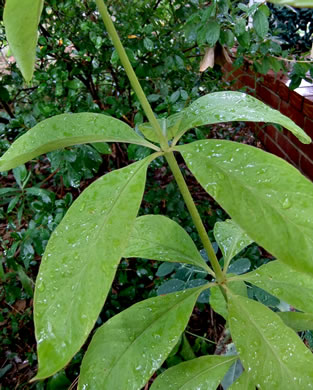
left=206, top=20, right=220, bottom=47
left=228, top=258, right=251, bottom=275
left=150, top=355, right=237, bottom=390
left=241, top=261, right=313, bottom=312
left=91, top=142, right=111, bottom=154
left=228, top=293, right=313, bottom=389
left=46, top=370, right=71, bottom=390
left=143, top=37, right=154, bottom=51
left=214, top=219, right=253, bottom=268
left=250, top=285, right=280, bottom=307
left=180, top=333, right=196, bottom=361
left=157, top=279, right=185, bottom=295
left=221, top=358, right=244, bottom=390
left=13, top=165, right=28, bottom=188
left=156, top=262, right=176, bottom=277
left=267, top=0, right=313, bottom=7
left=278, top=312, right=313, bottom=332
left=4, top=0, right=43, bottom=82
left=78, top=287, right=203, bottom=390
left=228, top=371, right=255, bottom=390
left=253, top=10, right=269, bottom=39
left=124, top=215, right=210, bottom=272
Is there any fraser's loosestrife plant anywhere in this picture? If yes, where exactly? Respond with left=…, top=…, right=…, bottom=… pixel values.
left=2, top=0, right=313, bottom=388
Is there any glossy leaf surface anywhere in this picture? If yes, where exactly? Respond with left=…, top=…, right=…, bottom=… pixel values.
left=228, top=293, right=313, bottom=389
left=34, top=158, right=153, bottom=379
left=124, top=215, right=209, bottom=272
left=178, top=140, right=313, bottom=275
left=172, top=92, right=310, bottom=144
left=278, top=312, right=313, bottom=332
left=268, top=0, right=313, bottom=7
left=0, top=113, right=158, bottom=172
left=213, top=219, right=253, bottom=265
left=78, top=287, right=203, bottom=390
left=239, top=260, right=313, bottom=313
left=228, top=371, right=255, bottom=390
left=150, top=355, right=236, bottom=390
left=4, top=0, right=43, bottom=82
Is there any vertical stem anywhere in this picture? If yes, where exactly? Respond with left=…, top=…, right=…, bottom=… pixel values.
left=95, top=0, right=168, bottom=150
left=165, top=152, right=224, bottom=283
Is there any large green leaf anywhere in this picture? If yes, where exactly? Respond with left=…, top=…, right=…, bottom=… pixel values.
left=33, top=157, right=155, bottom=380
left=268, top=0, right=313, bottom=7
left=239, top=261, right=313, bottom=313
left=228, top=293, right=313, bottom=389
left=0, top=113, right=159, bottom=172
left=78, top=287, right=204, bottom=390
left=178, top=140, right=313, bottom=276
left=278, top=312, right=313, bottom=332
left=123, top=215, right=210, bottom=272
left=4, top=0, right=43, bottom=82
left=213, top=219, right=253, bottom=270
left=150, top=355, right=236, bottom=390
left=228, top=371, right=255, bottom=390
left=171, top=92, right=310, bottom=144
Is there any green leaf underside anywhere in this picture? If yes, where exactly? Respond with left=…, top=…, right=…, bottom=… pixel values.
left=228, top=293, right=313, bottom=389
left=213, top=219, right=253, bottom=264
left=268, top=0, right=313, bottom=7
left=210, top=281, right=247, bottom=320
left=171, top=92, right=310, bottom=144
left=124, top=215, right=209, bottom=272
left=78, top=287, right=204, bottom=390
left=178, top=140, right=313, bottom=276
left=278, top=312, right=313, bottom=332
left=0, top=113, right=158, bottom=172
left=34, top=157, right=154, bottom=380
left=150, top=355, right=236, bottom=390
left=240, top=261, right=313, bottom=313
left=228, top=371, right=255, bottom=390
left=4, top=0, right=43, bottom=82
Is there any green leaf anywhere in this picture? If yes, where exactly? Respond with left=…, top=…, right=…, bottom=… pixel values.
left=228, top=258, right=251, bottom=275
left=253, top=10, right=269, bottom=39
left=240, top=261, right=313, bottom=313
left=150, top=355, right=237, bottom=390
left=267, top=0, right=313, bottom=7
left=4, top=0, right=43, bottom=82
left=206, top=20, right=220, bottom=47
left=138, top=113, right=183, bottom=143
left=0, top=113, right=158, bottom=172
left=228, top=371, right=255, bottom=390
left=178, top=140, right=313, bottom=275
left=171, top=92, right=310, bottom=144
left=213, top=219, right=253, bottom=267
left=278, top=312, right=313, bottom=332
left=228, top=293, right=313, bottom=389
left=78, top=287, right=204, bottom=390
left=91, top=142, right=111, bottom=154
left=210, top=281, right=247, bottom=320
left=123, top=215, right=210, bottom=272
left=33, top=157, right=154, bottom=380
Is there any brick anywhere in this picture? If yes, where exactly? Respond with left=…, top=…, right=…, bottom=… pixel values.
left=256, top=85, right=280, bottom=110
left=289, top=91, right=303, bottom=112
left=276, top=131, right=300, bottom=165
left=263, top=73, right=279, bottom=93
left=299, top=154, right=313, bottom=180
left=280, top=100, right=304, bottom=128
left=285, top=131, right=313, bottom=162
left=256, top=128, right=266, bottom=144
left=303, top=98, right=313, bottom=120
left=265, top=125, right=278, bottom=141
left=304, top=117, right=313, bottom=140
left=238, top=73, right=256, bottom=90
left=277, top=82, right=290, bottom=102
left=264, top=134, right=287, bottom=160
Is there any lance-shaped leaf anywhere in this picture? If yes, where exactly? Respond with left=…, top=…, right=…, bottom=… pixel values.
left=150, top=355, right=236, bottom=390
left=213, top=219, right=253, bottom=270
left=33, top=156, right=155, bottom=380
left=268, top=0, right=313, bottom=7
left=228, top=371, right=255, bottom=390
left=238, top=261, right=313, bottom=313
left=171, top=92, right=310, bottom=144
left=123, top=215, right=210, bottom=272
left=138, top=113, right=183, bottom=143
left=0, top=113, right=158, bottom=172
left=78, top=287, right=204, bottom=390
left=278, top=312, right=313, bottom=332
left=4, top=0, right=43, bottom=82
left=178, top=140, right=313, bottom=276
left=228, top=292, right=313, bottom=389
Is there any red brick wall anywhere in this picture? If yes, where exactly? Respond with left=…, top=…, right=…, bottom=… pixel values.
left=223, top=63, right=313, bottom=180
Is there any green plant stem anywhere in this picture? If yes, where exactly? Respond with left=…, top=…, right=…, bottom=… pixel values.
left=95, top=0, right=168, bottom=151
left=165, top=152, right=224, bottom=283
left=185, top=330, right=217, bottom=345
